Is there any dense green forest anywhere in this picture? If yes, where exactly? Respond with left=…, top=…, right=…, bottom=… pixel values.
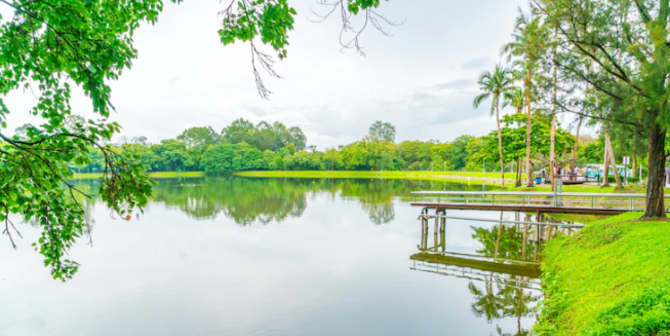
left=49, top=114, right=627, bottom=176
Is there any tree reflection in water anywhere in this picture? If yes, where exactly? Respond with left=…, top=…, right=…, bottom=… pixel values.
left=70, top=177, right=484, bottom=226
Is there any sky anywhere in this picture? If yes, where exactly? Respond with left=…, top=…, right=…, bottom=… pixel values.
left=1, top=0, right=577, bottom=150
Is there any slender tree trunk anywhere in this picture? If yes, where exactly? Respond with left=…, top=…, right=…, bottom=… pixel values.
left=516, top=156, right=522, bottom=187
left=602, top=137, right=610, bottom=187
left=550, top=112, right=557, bottom=186
left=550, top=28, right=558, bottom=187
left=605, top=133, right=622, bottom=188
left=516, top=109, right=523, bottom=187
left=496, top=104, right=505, bottom=188
left=525, top=69, right=534, bottom=187
left=644, top=123, right=666, bottom=218
left=632, top=153, right=637, bottom=179
left=571, top=117, right=583, bottom=176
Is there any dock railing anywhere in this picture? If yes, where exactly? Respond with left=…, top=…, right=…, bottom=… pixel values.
left=410, top=191, right=670, bottom=211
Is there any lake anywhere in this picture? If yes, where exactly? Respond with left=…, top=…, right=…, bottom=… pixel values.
left=0, top=177, right=567, bottom=336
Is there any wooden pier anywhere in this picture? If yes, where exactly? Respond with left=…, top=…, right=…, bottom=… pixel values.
left=411, top=202, right=626, bottom=215
left=410, top=190, right=670, bottom=215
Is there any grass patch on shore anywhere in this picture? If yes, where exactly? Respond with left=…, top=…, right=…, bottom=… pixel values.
left=535, top=212, right=670, bottom=335
left=72, top=171, right=205, bottom=179
left=233, top=170, right=522, bottom=180
left=508, top=184, right=648, bottom=193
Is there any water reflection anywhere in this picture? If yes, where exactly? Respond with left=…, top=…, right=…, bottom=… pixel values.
left=410, top=212, right=582, bottom=335
left=73, top=177, right=487, bottom=225
left=4, top=177, right=600, bottom=335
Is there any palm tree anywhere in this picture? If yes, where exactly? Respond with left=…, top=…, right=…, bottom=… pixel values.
left=504, top=87, right=525, bottom=115
left=503, top=87, right=526, bottom=187
left=474, top=64, right=516, bottom=188
left=502, top=8, right=548, bottom=187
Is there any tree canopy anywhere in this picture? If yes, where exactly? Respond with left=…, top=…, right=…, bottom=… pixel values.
left=533, top=0, right=670, bottom=217
left=368, top=121, right=396, bottom=142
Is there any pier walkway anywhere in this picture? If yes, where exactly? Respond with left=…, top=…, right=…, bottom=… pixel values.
left=410, top=190, right=670, bottom=215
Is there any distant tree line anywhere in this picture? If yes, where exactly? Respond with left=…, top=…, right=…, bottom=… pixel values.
left=45, top=117, right=631, bottom=179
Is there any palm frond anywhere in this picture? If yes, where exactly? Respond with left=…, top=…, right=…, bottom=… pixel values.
left=473, top=92, right=491, bottom=108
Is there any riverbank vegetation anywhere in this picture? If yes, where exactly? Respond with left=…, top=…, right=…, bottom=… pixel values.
left=536, top=213, right=670, bottom=335
left=64, top=117, right=621, bottom=183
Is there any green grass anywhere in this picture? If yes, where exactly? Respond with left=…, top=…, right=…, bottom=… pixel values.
left=508, top=184, right=649, bottom=193
left=535, top=213, right=670, bottom=335
left=71, top=171, right=205, bottom=179
left=234, top=170, right=523, bottom=181
left=234, top=171, right=669, bottom=194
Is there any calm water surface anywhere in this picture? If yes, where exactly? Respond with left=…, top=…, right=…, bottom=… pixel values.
left=0, top=178, right=566, bottom=336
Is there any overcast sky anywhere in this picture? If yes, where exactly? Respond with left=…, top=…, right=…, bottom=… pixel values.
left=2, top=0, right=577, bottom=149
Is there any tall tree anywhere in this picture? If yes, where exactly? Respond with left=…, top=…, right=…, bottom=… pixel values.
left=503, top=9, right=548, bottom=187
left=537, top=0, right=670, bottom=217
left=177, top=126, right=220, bottom=150
left=550, top=27, right=559, bottom=186
left=368, top=121, right=396, bottom=142
left=222, top=118, right=256, bottom=144
left=474, top=64, right=516, bottom=188
left=287, top=126, right=307, bottom=151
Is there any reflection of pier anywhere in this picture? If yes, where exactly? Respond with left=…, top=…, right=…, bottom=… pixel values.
left=411, top=254, right=541, bottom=281
left=409, top=212, right=553, bottom=335
left=410, top=211, right=582, bottom=288
left=410, top=258, right=541, bottom=291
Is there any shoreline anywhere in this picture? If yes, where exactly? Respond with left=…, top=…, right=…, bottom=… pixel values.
left=71, top=171, right=205, bottom=179
left=233, top=170, right=518, bottom=186
left=71, top=170, right=656, bottom=193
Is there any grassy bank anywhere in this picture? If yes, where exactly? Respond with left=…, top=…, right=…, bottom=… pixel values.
left=536, top=213, right=670, bottom=335
left=509, top=184, right=649, bottom=193
left=234, top=170, right=522, bottom=182
left=234, top=171, right=662, bottom=193
left=72, top=171, right=205, bottom=179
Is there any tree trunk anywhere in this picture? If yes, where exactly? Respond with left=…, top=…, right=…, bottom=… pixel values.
left=643, top=124, right=666, bottom=218
left=571, top=117, right=583, bottom=175
left=550, top=28, right=558, bottom=187
left=600, top=137, right=610, bottom=187
left=550, top=112, right=556, bottom=186
left=525, top=69, right=534, bottom=187
left=605, top=133, right=622, bottom=188
left=632, top=153, right=637, bottom=179
left=496, top=104, right=505, bottom=188
left=516, top=156, right=522, bottom=187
